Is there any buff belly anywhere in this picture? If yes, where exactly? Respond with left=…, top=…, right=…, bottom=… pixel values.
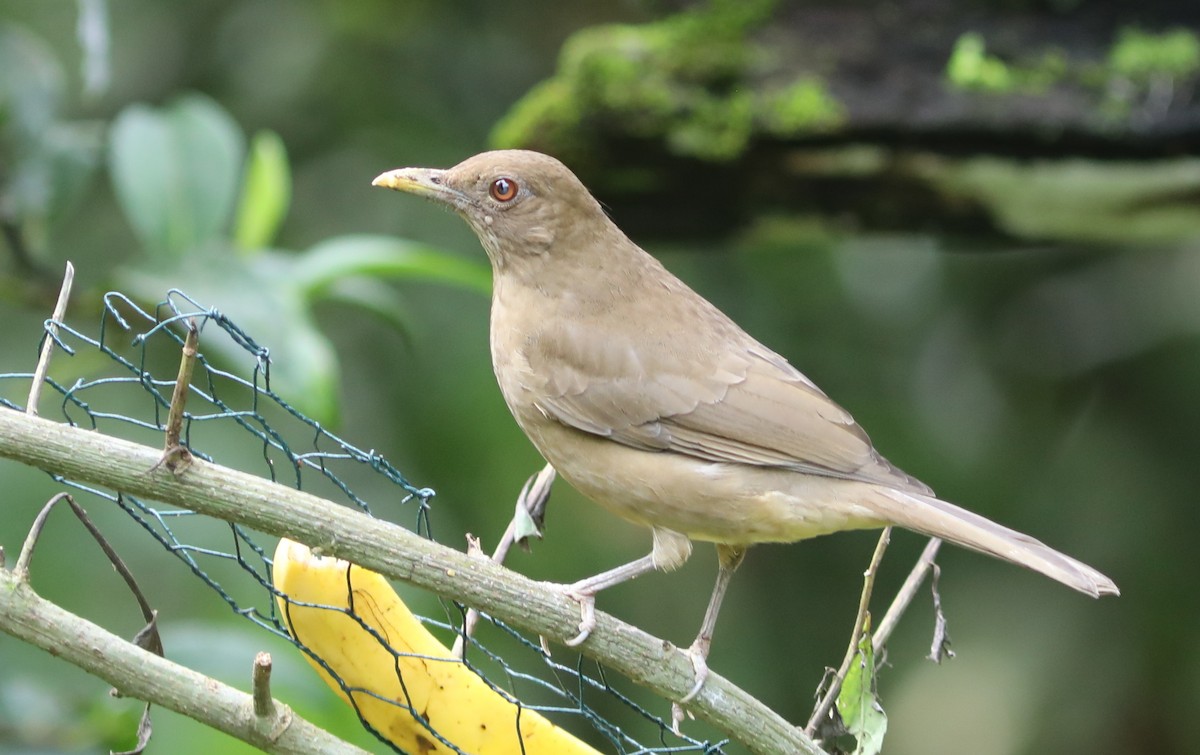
left=520, top=419, right=888, bottom=545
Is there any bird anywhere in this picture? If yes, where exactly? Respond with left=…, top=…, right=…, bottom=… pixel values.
left=372, top=149, right=1118, bottom=703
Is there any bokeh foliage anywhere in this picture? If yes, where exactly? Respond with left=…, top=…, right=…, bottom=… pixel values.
left=0, top=2, right=1196, bottom=754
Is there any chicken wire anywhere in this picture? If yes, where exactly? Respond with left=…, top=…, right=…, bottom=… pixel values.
left=0, top=289, right=728, bottom=755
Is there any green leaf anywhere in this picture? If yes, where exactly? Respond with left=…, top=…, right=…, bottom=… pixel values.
left=0, top=25, right=65, bottom=140
left=4, top=119, right=103, bottom=235
left=111, top=232, right=489, bottom=425
left=0, top=27, right=103, bottom=248
left=316, top=276, right=417, bottom=344
left=109, top=93, right=245, bottom=258
left=39, top=121, right=105, bottom=223
left=512, top=504, right=543, bottom=543
left=233, top=129, right=291, bottom=252
left=836, top=616, right=888, bottom=755
left=116, top=248, right=342, bottom=425
left=294, top=234, right=492, bottom=298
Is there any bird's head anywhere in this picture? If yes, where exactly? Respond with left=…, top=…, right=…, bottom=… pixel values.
left=373, top=150, right=611, bottom=272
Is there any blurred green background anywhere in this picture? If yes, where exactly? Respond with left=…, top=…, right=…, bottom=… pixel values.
left=1, top=1, right=1196, bottom=754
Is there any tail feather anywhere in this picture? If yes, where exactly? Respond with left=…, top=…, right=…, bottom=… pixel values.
left=872, top=490, right=1119, bottom=598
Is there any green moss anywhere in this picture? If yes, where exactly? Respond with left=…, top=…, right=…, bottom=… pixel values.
left=1095, top=27, right=1200, bottom=120
left=760, top=79, right=844, bottom=135
left=945, top=33, right=1068, bottom=94
left=490, top=78, right=585, bottom=159
left=491, top=0, right=841, bottom=162
left=1023, top=49, right=1069, bottom=91
left=667, top=88, right=754, bottom=160
left=946, top=32, right=1016, bottom=92
left=1109, top=27, right=1200, bottom=80
left=941, top=25, right=1200, bottom=121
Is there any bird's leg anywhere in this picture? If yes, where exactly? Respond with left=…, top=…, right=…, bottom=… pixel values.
left=679, top=544, right=746, bottom=704
left=562, top=527, right=692, bottom=647
left=562, top=554, right=657, bottom=646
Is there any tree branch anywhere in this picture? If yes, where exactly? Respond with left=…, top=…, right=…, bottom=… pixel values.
left=806, top=527, right=891, bottom=736
left=0, top=567, right=369, bottom=755
left=873, top=537, right=943, bottom=654
left=0, top=408, right=826, bottom=755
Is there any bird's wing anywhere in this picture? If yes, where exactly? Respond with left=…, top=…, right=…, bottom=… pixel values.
left=525, top=320, right=931, bottom=495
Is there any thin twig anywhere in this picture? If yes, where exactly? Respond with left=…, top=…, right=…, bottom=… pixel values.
left=26, top=261, right=74, bottom=417
left=13, top=492, right=73, bottom=580
left=0, top=568, right=367, bottom=755
left=75, top=494, right=159, bottom=630
left=161, top=318, right=199, bottom=472
left=16, top=491, right=165, bottom=656
left=874, top=537, right=942, bottom=654
left=806, top=527, right=892, bottom=736
left=253, top=652, right=275, bottom=718
left=452, top=462, right=555, bottom=659
left=22, top=492, right=159, bottom=622
left=17, top=492, right=164, bottom=751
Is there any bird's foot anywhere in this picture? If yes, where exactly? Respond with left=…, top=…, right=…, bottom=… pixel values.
left=561, top=585, right=596, bottom=647
left=680, top=640, right=710, bottom=702
left=671, top=700, right=694, bottom=736
left=671, top=639, right=711, bottom=733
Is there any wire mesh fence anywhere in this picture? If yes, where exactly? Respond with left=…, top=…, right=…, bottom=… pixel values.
left=0, top=289, right=729, bottom=754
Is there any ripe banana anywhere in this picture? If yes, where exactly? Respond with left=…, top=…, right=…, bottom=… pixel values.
left=272, top=538, right=602, bottom=754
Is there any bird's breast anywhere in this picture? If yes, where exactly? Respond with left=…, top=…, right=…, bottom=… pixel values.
left=488, top=280, right=558, bottom=426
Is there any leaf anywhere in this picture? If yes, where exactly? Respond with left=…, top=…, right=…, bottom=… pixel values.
left=5, top=119, right=103, bottom=232
left=109, top=94, right=245, bottom=258
left=39, top=121, right=105, bottom=223
left=107, top=104, right=167, bottom=247
left=166, top=95, right=245, bottom=245
left=233, top=129, right=291, bottom=252
left=836, top=615, right=888, bottom=755
left=0, top=25, right=65, bottom=140
left=512, top=505, right=543, bottom=543
left=0, top=27, right=103, bottom=245
left=927, top=563, right=955, bottom=663
left=316, top=276, right=417, bottom=344
left=294, top=234, right=492, bottom=298
left=513, top=464, right=554, bottom=548
left=116, top=248, right=342, bottom=425
left=112, top=232, right=489, bottom=424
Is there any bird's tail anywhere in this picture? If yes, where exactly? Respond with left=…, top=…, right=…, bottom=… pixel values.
left=869, top=489, right=1118, bottom=598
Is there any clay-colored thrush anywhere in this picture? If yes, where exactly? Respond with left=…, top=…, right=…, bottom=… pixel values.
left=373, top=150, right=1117, bottom=697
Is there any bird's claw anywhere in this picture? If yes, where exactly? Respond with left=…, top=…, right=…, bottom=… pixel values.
left=679, top=641, right=710, bottom=703
left=671, top=640, right=710, bottom=733
left=671, top=700, right=693, bottom=735
left=562, top=587, right=596, bottom=647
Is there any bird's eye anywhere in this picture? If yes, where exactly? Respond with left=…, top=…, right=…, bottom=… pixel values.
left=489, top=177, right=519, bottom=202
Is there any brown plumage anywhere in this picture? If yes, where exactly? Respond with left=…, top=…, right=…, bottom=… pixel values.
left=373, top=149, right=1117, bottom=699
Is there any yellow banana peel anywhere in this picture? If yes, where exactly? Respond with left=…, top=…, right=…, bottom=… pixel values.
left=272, top=538, right=602, bottom=755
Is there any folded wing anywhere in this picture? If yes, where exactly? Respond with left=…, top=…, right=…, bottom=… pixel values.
left=526, top=319, right=931, bottom=495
